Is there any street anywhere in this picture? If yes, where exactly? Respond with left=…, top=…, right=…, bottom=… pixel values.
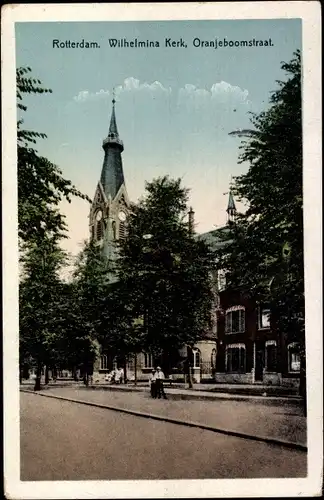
left=20, top=391, right=307, bottom=480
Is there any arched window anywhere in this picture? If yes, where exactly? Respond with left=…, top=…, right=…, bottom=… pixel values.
left=193, top=349, right=201, bottom=368
left=226, top=343, right=246, bottom=373
left=211, top=348, right=217, bottom=369
left=225, top=306, right=245, bottom=334
left=96, top=221, right=103, bottom=241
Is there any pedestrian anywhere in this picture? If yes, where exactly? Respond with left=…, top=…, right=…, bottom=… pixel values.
left=155, top=366, right=167, bottom=399
left=149, top=369, right=157, bottom=398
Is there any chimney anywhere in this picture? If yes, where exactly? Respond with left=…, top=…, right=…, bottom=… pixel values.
left=188, top=207, right=195, bottom=235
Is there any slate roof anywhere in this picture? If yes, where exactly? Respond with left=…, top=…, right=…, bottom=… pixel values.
left=197, top=225, right=232, bottom=251
left=100, top=102, right=125, bottom=200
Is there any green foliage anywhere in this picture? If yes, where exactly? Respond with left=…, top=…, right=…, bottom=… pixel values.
left=19, top=238, right=69, bottom=369
left=17, top=66, right=91, bottom=245
left=71, top=240, right=142, bottom=366
left=218, top=50, right=304, bottom=345
left=17, top=67, right=91, bottom=379
left=117, top=176, right=214, bottom=359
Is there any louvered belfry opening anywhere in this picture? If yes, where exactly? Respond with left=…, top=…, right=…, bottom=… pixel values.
left=119, top=220, right=126, bottom=240
left=96, top=221, right=103, bottom=241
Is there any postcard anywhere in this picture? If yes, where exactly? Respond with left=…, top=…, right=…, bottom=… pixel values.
left=2, top=2, right=322, bottom=499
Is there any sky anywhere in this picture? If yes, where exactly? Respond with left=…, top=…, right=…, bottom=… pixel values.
left=15, top=19, right=302, bottom=259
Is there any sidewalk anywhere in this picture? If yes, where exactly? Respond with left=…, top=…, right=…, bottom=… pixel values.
left=20, top=379, right=302, bottom=404
left=21, top=385, right=307, bottom=449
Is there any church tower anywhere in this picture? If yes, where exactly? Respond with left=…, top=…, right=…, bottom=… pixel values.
left=89, top=98, right=130, bottom=276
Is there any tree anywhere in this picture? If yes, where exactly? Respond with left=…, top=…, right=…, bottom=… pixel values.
left=71, top=239, right=143, bottom=384
left=218, top=51, right=305, bottom=404
left=19, top=236, right=68, bottom=390
left=117, top=176, right=214, bottom=382
left=17, top=67, right=91, bottom=388
left=71, top=240, right=112, bottom=384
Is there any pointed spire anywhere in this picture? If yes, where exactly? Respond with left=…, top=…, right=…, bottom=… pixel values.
left=227, top=191, right=236, bottom=213
left=108, top=91, right=119, bottom=138
left=100, top=98, right=125, bottom=200
left=188, top=207, right=195, bottom=235
left=226, top=190, right=236, bottom=224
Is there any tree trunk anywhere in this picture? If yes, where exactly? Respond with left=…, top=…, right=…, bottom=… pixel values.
left=134, top=354, right=137, bottom=386
left=34, top=363, right=42, bottom=391
left=19, top=368, right=23, bottom=385
left=187, top=346, right=194, bottom=389
left=123, top=357, right=127, bottom=384
left=45, top=365, right=50, bottom=385
left=188, top=365, right=194, bottom=389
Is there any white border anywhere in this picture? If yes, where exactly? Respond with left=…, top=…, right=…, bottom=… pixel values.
left=2, top=2, right=322, bottom=498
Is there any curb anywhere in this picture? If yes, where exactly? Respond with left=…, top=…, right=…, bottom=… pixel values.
left=43, top=384, right=302, bottom=405
left=21, top=389, right=307, bottom=452
left=85, top=386, right=302, bottom=406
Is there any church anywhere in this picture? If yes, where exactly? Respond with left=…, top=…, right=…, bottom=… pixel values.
left=89, top=99, right=301, bottom=388
left=89, top=99, right=217, bottom=383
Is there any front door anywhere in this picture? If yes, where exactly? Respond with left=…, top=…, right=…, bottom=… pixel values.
left=255, top=347, right=264, bottom=381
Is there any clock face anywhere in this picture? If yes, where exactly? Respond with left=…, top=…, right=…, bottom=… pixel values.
left=96, top=210, right=103, bottom=221
left=118, top=210, right=126, bottom=222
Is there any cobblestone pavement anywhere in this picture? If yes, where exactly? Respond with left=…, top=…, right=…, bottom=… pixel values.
left=27, top=386, right=306, bottom=446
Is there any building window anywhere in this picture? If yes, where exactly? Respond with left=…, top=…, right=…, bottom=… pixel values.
left=258, top=305, right=270, bottom=329
left=91, top=225, right=95, bottom=240
left=193, top=349, right=201, bottom=368
left=211, top=348, right=217, bottom=370
left=225, top=306, right=245, bottom=334
left=96, top=221, right=103, bottom=241
left=144, top=353, right=153, bottom=368
left=100, top=355, right=108, bottom=370
left=217, top=269, right=226, bottom=292
left=287, top=343, right=301, bottom=373
left=265, top=340, right=277, bottom=372
left=226, top=343, right=246, bottom=373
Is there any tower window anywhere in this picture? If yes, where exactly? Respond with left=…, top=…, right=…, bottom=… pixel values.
left=112, top=221, right=116, bottom=240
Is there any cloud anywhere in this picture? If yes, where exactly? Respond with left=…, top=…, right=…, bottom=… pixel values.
left=73, top=78, right=171, bottom=103
left=115, top=77, right=171, bottom=95
left=73, top=89, right=110, bottom=102
left=178, top=81, right=250, bottom=107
